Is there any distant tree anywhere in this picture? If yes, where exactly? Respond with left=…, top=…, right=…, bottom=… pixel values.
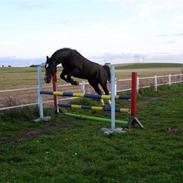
left=29, top=64, right=38, bottom=67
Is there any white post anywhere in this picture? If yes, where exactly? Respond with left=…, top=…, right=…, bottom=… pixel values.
left=180, top=73, right=182, bottom=83
left=37, top=65, right=44, bottom=119
left=111, top=65, right=115, bottom=130
left=115, top=78, right=117, bottom=95
left=80, top=81, right=86, bottom=93
left=154, top=75, right=158, bottom=91
left=168, top=74, right=171, bottom=86
left=101, top=65, right=124, bottom=134
left=35, top=65, right=51, bottom=122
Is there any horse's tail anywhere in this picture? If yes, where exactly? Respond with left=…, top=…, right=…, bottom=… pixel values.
left=103, top=64, right=111, bottom=81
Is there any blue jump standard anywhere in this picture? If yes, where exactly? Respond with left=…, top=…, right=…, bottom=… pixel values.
left=40, top=91, right=131, bottom=100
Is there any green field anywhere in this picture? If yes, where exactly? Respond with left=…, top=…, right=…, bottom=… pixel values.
left=0, top=84, right=183, bottom=182
left=0, top=63, right=183, bottom=88
left=116, top=63, right=183, bottom=70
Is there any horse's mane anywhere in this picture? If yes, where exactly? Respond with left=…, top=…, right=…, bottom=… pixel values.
left=51, top=48, right=72, bottom=58
left=50, top=48, right=86, bottom=63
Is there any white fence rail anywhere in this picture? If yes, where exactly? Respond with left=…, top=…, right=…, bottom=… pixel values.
left=0, top=73, right=183, bottom=111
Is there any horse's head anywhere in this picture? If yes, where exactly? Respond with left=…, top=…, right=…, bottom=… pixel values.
left=103, top=64, right=111, bottom=82
left=44, top=56, right=57, bottom=83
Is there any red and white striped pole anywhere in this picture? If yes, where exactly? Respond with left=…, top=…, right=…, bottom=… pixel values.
left=52, top=72, right=59, bottom=113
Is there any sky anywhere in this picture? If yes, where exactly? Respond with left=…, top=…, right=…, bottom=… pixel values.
left=0, top=0, right=183, bottom=64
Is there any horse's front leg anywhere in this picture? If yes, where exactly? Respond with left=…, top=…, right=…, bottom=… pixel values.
left=67, top=75, right=79, bottom=85
left=60, top=69, right=70, bottom=83
left=60, top=69, right=79, bottom=85
left=66, top=68, right=82, bottom=85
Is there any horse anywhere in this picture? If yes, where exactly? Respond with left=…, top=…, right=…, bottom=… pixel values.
left=44, top=48, right=111, bottom=105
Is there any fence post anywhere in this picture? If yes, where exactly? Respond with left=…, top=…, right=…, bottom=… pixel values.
left=154, top=75, right=158, bottom=91
left=180, top=73, right=182, bottom=83
left=80, top=81, right=86, bottom=93
left=168, top=74, right=172, bottom=86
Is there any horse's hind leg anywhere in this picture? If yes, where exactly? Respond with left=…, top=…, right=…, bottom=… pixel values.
left=100, top=82, right=111, bottom=105
left=88, top=80, right=105, bottom=106
left=88, top=80, right=102, bottom=94
left=100, top=82, right=109, bottom=95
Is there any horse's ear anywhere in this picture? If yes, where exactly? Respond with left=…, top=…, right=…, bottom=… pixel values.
left=46, top=56, right=50, bottom=62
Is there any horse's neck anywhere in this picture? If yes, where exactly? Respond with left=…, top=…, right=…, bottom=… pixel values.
left=55, top=60, right=61, bottom=66
left=51, top=57, right=62, bottom=66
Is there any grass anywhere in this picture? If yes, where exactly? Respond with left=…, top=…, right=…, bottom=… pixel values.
left=0, top=67, right=85, bottom=89
left=0, top=67, right=37, bottom=88
left=0, top=63, right=183, bottom=88
left=116, top=63, right=183, bottom=70
left=0, top=84, right=183, bottom=182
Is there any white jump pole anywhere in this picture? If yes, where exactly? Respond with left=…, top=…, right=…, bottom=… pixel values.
left=37, top=65, right=44, bottom=120
left=101, top=65, right=125, bottom=134
left=35, top=65, right=50, bottom=122
left=110, top=65, right=115, bottom=130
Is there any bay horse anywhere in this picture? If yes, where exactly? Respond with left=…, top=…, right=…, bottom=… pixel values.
left=44, top=48, right=111, bottom=104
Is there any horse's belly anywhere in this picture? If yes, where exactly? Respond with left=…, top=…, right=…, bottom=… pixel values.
left=73, top=73, right=88, bottom=79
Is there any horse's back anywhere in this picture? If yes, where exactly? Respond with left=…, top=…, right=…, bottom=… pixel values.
left=50, top=48, right=108, bottom=81
left=51, top=48, right=74, bottom=61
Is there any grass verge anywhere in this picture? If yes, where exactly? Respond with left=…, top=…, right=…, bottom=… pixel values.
left=0, top=84, right=183, bottom=183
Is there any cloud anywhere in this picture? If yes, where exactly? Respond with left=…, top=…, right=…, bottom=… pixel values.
left=56, top=20, right=72, bottom=25
left=0, top=41, right=17, bottom=46
left=105, top=0, right=183, bottom=16
left=159, top=33, right=183, bottom=37
left=105, top=0, right=183, bottom=5
left=10, top=0, right=53, bottom=10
